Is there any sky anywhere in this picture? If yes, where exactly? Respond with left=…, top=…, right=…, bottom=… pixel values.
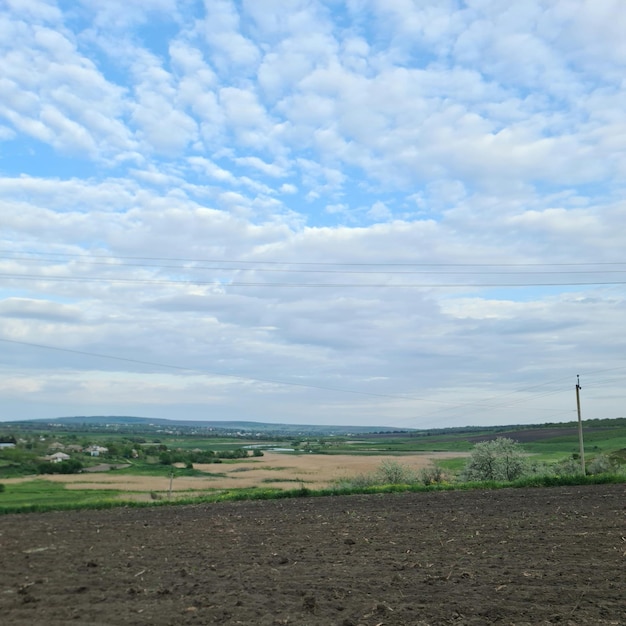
left=1, top=0, right=625, bottom=428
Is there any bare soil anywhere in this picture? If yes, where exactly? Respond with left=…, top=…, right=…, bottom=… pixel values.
left=1, top=483, right=624, bottom=625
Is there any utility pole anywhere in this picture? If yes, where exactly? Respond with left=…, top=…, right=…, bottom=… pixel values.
left=575, top=375, right=585, bottom=475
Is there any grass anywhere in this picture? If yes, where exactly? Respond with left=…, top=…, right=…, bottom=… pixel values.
left=0, top=480, right=124, bottom=513
left=2, top=423, right=625, bottom=514
left=261, top=477, right=307, bottom=483
left=325, top=438, right=475, bottom=453
left=2, top=471, right=624, bottom=515
left=109, top=461, right=225, bottom=478
left=508, top=427, right=626, bottom=457
left=434, top=457, right=467, bottom=472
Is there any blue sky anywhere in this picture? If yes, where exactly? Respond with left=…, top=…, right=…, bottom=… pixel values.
left=1, top=0, right=625, bottom=427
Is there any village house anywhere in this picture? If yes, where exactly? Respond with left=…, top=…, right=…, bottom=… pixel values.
left=46, top=452, right=71, bottom=463
left=85, top=445, right=109, bottom=457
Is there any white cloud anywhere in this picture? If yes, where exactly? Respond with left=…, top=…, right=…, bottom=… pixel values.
left=188, top=156, right=237, bottom=184
left=0, top=14, right=137, bottom=162
left=129, top=49, right=198, bottom=154
left=233, top=156, right=287, bottom=178
left=1, top=1, right=626, bottom=426
left=0, top=125, right=16, bottom=141
left=5, top=0, right=62, bottom=24
left=0, top=298, right=84, bottom=323
left=198, top=0, right=260, bottom=72
left=76, top=0, right=180, bottom=30
left=367, top=201, right=391, bottom=221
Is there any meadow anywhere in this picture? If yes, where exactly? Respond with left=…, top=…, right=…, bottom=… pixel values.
left=0, top=417, right=624, bottom=513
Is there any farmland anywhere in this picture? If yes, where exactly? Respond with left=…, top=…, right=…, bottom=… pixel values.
left=0, top=483, right=623, bottom=625
left=1, top=418, right=625, bottom=624
left=1, top=416, right=625, bottom=511
left=0, top=451, right=466, bottom=507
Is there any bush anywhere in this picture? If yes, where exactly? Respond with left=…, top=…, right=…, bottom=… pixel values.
left=460, top=438, right=528, bottom=482
left=335, top=472, right=378, bottom=489
left=551, top=456, right=584, bottom=477
left=217, top=448, right=249, bottom=459
left=0, top=483, right=5, bottom=493
left=375, top=460, right=417, bottom=484
left=336, top=460, right=419, bottom=489
left=419, top=464, right=446, bottom=486
left=37, top=459, right=83, bottom=474
left=159, top=452, right=173, bottom=465
left=587, top=454, right=616, bottom=475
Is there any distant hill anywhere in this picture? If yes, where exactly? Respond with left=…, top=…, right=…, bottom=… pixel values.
left=2, top=414, right=624, bottom=439
left=0, top=415, right=416, bottom=436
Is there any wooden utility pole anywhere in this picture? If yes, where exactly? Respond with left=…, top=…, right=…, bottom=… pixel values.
left=576, top=375, right=585, bottom=475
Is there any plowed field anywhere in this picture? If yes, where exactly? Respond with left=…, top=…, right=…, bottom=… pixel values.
left=0, top=484, right=624, bottom=625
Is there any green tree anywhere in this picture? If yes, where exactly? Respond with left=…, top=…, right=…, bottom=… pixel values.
left=37, top=459, right=83, bottom=474
left=461, top=437, right=528, bottom=482
left=159, top=451, right=173, bottom=465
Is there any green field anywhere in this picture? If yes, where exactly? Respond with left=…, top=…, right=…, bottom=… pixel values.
left=0, top=480, right=124, bottom=512
left=1, top=418, right=624, bottom=513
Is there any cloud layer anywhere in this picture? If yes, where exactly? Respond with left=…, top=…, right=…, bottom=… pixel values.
left=1, top=0, right=625, bottom=426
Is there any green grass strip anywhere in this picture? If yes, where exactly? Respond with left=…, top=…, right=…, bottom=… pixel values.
left=1, top=473, right=624, bottom=515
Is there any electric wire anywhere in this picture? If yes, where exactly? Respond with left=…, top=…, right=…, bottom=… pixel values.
left=1, top=338, right=622, bottom=428
left=0, top=337, right=456, bottom=405
left=4, top=255, right=626, bottom=275
left=1, top=250, right=624, bottom=425
left=2, top=249, right=625, bottom=267
left=3, top=272, right=626, bottom=288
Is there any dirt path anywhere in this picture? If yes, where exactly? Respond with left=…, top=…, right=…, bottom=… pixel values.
left=0, top=483, right=623, bottom=625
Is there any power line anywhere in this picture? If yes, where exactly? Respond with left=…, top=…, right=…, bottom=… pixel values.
left=5, top=256, right=626, bottom=275
left=0, top=337, right=452, bottom=405
left=2, top=249, right=626, bottom=268
left=2, top=337, right=621, bottom=420
left=2, top=337, right=623, bottom=433
left=408, top=366, right=626, bottom=429
left=2, top=272, right=626, bottom=288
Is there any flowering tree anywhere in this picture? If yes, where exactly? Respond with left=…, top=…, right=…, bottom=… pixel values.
left=461, top=437, right=528, bottom=482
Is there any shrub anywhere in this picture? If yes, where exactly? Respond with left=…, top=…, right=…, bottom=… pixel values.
left=335, top=472, right=377, bottom=489
left=159, top=451, right=173, bottom=465
left=0, top=483, right=5, bottom=493
left=460, top=437, right=528, bottom=482
left=587, top=454, right=616, bottom=475
left=551, top=456, right=584, bottom=476
left=37, top=459, right=83, bottom=474
left=419, top=464, right=446, bottom=486
left=375, top=459, right=417, bottom=484
left=335, top=460, right=420, bottom=489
